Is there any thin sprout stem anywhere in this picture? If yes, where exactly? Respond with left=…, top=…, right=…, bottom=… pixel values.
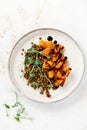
left=3, top=104, right=10, bottom=117
left=12, top=92, right=18, bottom=108
left=43, top=73, right=53, bottom=87
left=5, top=108, right=9, bottom=117
left=20, top=116, right=33, bottom=120
left=15, top=92, right=18, bottom=102
left=17, top=102, right=25, bottom=114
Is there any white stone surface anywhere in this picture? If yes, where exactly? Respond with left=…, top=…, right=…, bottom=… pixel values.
left=0, top=0, right=87, bottom=130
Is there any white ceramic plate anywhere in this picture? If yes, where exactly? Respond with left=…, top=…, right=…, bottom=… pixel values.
left=8, top=28, right=84, bottom=103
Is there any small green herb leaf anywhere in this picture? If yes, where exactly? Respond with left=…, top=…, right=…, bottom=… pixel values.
left=25, top=57, right=34, bottom=64
left=4, top=104, right=10, bottom=117
left=27, top=47, right=37, bottom=54
left=34, top=57, right=41, bottom=68
left=31, top=82, right=39, bottom=87
left=4, top=104, right=10, bottom=109
left=29, top=70, right=35, bottom=78
left=14, top=116, right=21, bottom=122
left=35, top=57, right=41, bottom=65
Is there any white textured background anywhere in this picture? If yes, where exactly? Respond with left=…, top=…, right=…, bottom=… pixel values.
left=0, top=0, right=87, bottom=130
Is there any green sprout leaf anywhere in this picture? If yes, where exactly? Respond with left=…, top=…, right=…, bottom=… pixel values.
left=4, top=104, right=10, bottom=117
left=27, top=47, right=43, bottom=54
left=27, top=47, right=37, bottom=54
left=29, top=70, right=35, bottom=78
left=14, top=116, right=21, bottom=122
left=31, top=82, right=39, bottom=87
left=4, top=104, right=10, bottom=109
left=25, top=57, right=34, bottom=64
left=35, top=57, right=41, bottom=65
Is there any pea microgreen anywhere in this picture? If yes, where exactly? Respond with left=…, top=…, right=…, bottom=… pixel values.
left=3, top=92, right=33, bottom=122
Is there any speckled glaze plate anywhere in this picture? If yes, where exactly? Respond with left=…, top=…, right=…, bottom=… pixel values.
left=8, top=28, right=84, bottom=103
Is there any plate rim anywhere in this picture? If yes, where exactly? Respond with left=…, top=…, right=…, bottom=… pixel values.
left=8, top=28, right=85, bottom=103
